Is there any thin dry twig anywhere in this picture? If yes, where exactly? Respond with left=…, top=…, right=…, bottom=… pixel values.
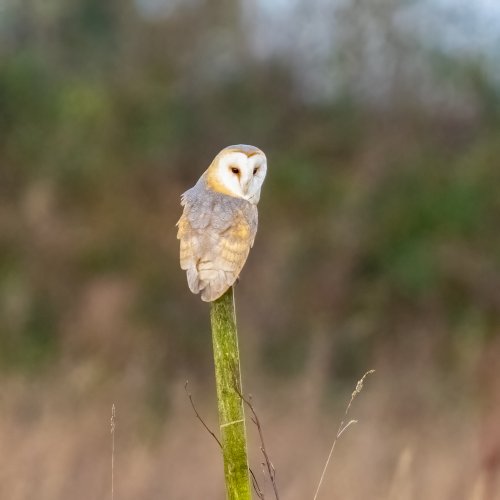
left=184, top=381, right=222, bottom=449
left=185, top=380, right=265, bottom=499
left=233, top=379, right=280, bottom=500
left=250, top=467, right=265, bottom=499
left=110, top=404, right=116, bottom=500
left=313, top=370, right=375, bottom=500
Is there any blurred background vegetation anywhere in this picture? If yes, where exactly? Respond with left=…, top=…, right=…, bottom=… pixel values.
left=1, top=0, right=499, bottom=498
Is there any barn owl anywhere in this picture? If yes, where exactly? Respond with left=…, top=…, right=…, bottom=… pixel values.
left=177, top=144, right=267, bottom=302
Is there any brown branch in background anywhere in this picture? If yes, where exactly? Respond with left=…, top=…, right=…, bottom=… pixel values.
left=313, top=370, right=375, bottom=500
left=185, top=380, right=265, bottom=499
left=233, top=377, right=280, bottom=500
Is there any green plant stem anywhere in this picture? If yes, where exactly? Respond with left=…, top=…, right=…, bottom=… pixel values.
left=210, top=287, right=252, bottom=500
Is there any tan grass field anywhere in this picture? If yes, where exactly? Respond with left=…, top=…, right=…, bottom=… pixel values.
left=1, top=356, right=498, bottom=500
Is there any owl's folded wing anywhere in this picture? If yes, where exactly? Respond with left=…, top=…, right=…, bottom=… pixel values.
left=177, top=193, right=257, bottom=302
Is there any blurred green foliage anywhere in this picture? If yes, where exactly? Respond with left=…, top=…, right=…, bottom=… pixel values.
left=0, top=0, right=499, bottom=408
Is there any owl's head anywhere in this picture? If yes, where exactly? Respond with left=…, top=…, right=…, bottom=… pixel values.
left=205, top=144, right=267, bottom=204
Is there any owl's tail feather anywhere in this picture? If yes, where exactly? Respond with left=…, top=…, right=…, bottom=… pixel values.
left=186, top=262, right=234, bottom=302
left=198, top=264, right=234, bottom=302
left=200, top=284, right=226, bottom=302
left=186, top=267, right=201, bottom=295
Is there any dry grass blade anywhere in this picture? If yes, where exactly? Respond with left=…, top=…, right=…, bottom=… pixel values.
left=111, top=404, right=116, bottom=500
left=387, top=446, right=413, bottom=500
left=313, top=370, right=375, bottom=500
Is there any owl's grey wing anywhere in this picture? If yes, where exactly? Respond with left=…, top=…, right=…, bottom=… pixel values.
left=177, top=187, right=211, bottom=295
left=177, top=189, right=257, bottom=302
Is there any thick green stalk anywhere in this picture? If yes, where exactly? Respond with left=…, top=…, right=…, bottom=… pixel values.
left=210, top=287, right=252, bottom=500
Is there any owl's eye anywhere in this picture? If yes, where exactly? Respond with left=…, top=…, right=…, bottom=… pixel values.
left=253, top=167, right=259, bottom=175
left=230, top=167, right=240, bottom=175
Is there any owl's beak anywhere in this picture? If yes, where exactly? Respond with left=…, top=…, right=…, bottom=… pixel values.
left=242, top=179, right=252, bottom=195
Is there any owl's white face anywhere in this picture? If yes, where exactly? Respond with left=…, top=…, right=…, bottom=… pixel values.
left=210, top=147, right=267, bottom=204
